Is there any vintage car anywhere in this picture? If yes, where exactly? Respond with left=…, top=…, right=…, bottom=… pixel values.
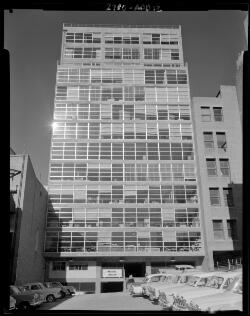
left=143, top=273, right=179, bottom=298
left=10, top=285, right=44, bottom=310
left=60, top=282, right=76, bottom=295
left=173, top=273, right=242, bottom=311
left=43, top=282, right=68, bottom=297
left=9, top=295, right=16, bottom=310
left=147, top=271, right=201, bottom=301
left=158, top=272, right=219, bottom=309
left=23, top=282, right=63, bottom=302
left=129, top=273, right=167, bottom=296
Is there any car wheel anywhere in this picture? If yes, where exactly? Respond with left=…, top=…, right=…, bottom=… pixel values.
left=60, top=291, right=66, bottom=298
left=46, top=294, right=55, bottom=303
left=20, top=302, right=30, bottom=310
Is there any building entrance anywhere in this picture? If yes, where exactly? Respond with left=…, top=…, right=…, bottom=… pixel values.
left=101, top=282, right=123, bottom=293
left=124, top=263, right=145, bottom=277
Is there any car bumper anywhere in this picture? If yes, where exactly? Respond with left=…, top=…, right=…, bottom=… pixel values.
left=30, top=300, right=44, bottom=307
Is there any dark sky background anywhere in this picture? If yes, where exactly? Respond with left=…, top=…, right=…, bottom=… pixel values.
left=6, top=10, right=247, bottom=185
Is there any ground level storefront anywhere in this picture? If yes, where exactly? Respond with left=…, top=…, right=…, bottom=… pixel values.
left=44, top=255, right=204, bottom=293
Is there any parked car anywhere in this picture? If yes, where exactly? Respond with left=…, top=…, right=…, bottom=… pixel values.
left=59, top=282, right=76, bottom=295
left=146, top=272, right=198, bottom=302
left=10, top=285, right=44, bottom=310
left=23, top=282, right=62, bottom=302
left=43, top=282, right=68, bottom=298
left=158, top=272, right=218, bottom=309
left=129, top=273, right=168, bottom=296
left=172, top=272, right=242, bottom=311
left=142, top=274, right=178, bottom=298
left=9, top=295, right=16, bottom=310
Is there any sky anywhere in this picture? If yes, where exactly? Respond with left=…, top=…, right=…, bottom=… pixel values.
left=6, top=10, right=247, bottom=185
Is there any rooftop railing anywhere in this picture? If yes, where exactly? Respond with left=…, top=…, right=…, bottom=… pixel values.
left=63, top=23, right=180, bottom=29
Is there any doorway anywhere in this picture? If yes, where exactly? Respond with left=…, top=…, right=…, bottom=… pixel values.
left=124, top=263, right=145, bottom=277
left=101, top=282, right=123, bottom=293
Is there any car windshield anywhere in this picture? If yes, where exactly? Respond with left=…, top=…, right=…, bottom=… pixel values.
left=10, top=286, right=21, bottom=295
left=203, top=276, right=224, bottom=288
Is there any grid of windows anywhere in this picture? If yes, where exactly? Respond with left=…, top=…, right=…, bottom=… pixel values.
left=105, top=48, right=140, bottom=59
left=66, top=32, right=101, bottom=43
left=54, top=103, right=191, bottom=121
left=50, top=141, right=194, bottom=161
left=55, top=85, right=190, bottom=102
left=49, top=162, right=196, bottom=182
left=142, top=33, right=179, bottom=45
left=48, top=184, right=198, bottom=205
left=145, top=69, right=187, bottom=84
left=52, top=122, right=193, bottom=141
left=46, top=26, right=203, bottom=256
left=64, top=47, right=101, bottom=59
left=144, top=48, right=179, bottom=61
left=104, top=34, right=140, bottom=44
left=45, top=230, right=202, bottom=253
left=57, top=68, right=188, bottom=85
left=46, top=206, right=200, bottom=228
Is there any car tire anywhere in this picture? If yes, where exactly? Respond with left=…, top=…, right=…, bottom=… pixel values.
left=19, top=302, right=30, bottom=310
left=46, top=294, right=55, bottom=303
left=60, top=291, right=66, bottom=298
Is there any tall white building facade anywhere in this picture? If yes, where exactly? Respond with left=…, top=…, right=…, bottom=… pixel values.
left=44, top=24, right=206, bottom=293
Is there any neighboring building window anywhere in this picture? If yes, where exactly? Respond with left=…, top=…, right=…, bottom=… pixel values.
left=209, top=188, right=220, bottom=205
left=219, top=159, right=230, bottom=176
left=213, top=107, right=223, bottom=121
left=69, top=264, right=88, bottom=270
left=206, top=158, right=217, bottom=176
left=223, top=188, right=234, bottom=206
left=52, top=262, right=66, bottom=271
left=227, top=220, right=237, bottom=240
left=203, top=132, right=214, bottom=148
left=212, top=220, right=225, bottom=240
left=201, top=107, right=211, bottom=121
left=216, top=132, right=227, bottom=150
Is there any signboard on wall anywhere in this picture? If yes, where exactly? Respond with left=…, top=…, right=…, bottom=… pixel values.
left=102, top=268, right=123, bottom=278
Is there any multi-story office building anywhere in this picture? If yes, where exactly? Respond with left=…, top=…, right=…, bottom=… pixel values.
left=192, top=86, right=242, bottom=270
left=44, top=24, right=206, bottom=293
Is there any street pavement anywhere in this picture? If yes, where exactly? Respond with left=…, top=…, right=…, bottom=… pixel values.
left=37, top=292, right=163, bottom=311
